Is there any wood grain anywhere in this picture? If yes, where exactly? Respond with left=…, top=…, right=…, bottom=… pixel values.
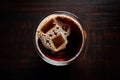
left=0, top=0, right=120, bottom=80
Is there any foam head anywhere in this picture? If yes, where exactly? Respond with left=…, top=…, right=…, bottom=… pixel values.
left=37, top=14, right=71, bottom=52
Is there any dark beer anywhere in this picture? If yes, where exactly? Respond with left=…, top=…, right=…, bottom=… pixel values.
left=35, top=11, right=85, bottom=66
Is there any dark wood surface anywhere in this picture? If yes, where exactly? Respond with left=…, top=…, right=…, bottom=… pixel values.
left=0, top=0, right=120, bottom=80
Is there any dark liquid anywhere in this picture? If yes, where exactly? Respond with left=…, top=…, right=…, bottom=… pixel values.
left=38, top=16, right=83, bottom=61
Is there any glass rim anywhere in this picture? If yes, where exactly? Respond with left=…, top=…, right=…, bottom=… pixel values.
left=34, top=11, right=86, bottom=66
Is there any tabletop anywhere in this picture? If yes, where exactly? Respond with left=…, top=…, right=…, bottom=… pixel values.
left=0, top=0, right=120, bottom=80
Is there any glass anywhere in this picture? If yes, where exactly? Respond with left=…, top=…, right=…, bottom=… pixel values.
left=34, top=11, right=86, bottom=66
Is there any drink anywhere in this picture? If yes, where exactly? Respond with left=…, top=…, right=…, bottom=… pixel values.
left=35, top=11, right=86, bottom=66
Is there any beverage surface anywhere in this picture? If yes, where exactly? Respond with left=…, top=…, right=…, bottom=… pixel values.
left=36, top=14, right=83, bottom=61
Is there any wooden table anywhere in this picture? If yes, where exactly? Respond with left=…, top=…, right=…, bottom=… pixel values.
left=0, top=0, right=120, bottom=80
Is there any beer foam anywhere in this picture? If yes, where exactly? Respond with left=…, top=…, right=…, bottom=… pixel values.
left=37, top=14, right=80, bottom=52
